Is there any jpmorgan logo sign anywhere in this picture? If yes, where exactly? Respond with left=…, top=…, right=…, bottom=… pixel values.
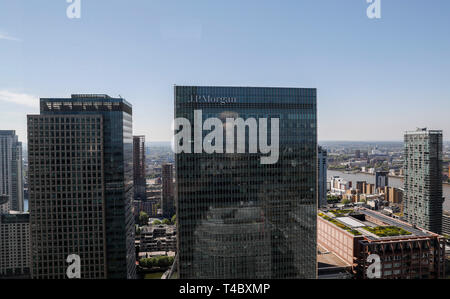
left=188, top=95, right=237, bottom=105
left=172, top=110, right=279, bottom=165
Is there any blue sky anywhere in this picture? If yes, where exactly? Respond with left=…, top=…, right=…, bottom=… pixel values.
left=1, top=0, right=449, bottom=142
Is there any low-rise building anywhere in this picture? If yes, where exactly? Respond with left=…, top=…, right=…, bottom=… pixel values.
left=330, top=176, right=350, bottom=195
left=139, top=225, right=177, bottom=253
left=318, top=208, right=446, bottom=279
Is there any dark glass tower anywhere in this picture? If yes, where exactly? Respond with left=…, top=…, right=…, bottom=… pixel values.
left=162, top=163, right=175, bottom=218
left=28, top=94, right=136, bottom=279
left=133, top=136, right=146, bottom=201
left=318, top=146, right=327, bottom=208
left=175, top=86, right=317, bottom=279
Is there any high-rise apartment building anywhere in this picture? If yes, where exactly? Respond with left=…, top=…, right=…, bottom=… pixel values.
left=403, top=128, right=443, bottom=234
left=133, top=136, right=146, bottom=201
left=162, top=163, right=175, bottom=218
left=318, top=146, right=327, bottom=207
left=27, top=94, right=136, bottom=279
left=0, top=130, right=24, bottom=213
left=175, top=86, right=317, bottom=279
left=0, top=212, right=30, bottom=278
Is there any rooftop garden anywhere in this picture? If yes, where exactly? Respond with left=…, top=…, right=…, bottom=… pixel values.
left=329, top=209, right=353, bottom=217
left=319, top=213, right=361, bottom=236
left=362, top=226, right=412, bottom=237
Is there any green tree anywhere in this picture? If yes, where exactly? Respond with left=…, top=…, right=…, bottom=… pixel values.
left=152, top=220, right=162, bottom=225
left=171, top=214, right=177, bottom=225
left=139, top=211, right=149, bottom=226
left=162, top=218, right=170, bottom=225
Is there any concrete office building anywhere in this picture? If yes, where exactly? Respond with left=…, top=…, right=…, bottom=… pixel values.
left=27, top=94, right=136, bottom=279
left=318, top=146, right=328, bottom=207
left=0, top=130, right=24, bottom=213
left=403, top=128, right=443, bottom=234
left=175, top=86, right=317, bottom=279
left=0, top=212, right=30, bottom=278
left=133, top=136, right=146, bottom=201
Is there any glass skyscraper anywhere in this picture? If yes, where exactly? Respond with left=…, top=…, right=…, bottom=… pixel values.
left=318, top=146, right=327, bottom=208
left=133, top=136, right=146, bottom=201
left=0, top=130, right=24, bottom=213
left=404, top=128, right=443, bottom=234
left=175, top=86, right=317, bottom=279
left=27, top=94, right=135, bottom=279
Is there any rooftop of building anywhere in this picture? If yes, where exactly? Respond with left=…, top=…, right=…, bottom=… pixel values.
left=0, top=130, right=16, bottom=135
left=405, top=128, right=443, bottom=135
left=317, top=245, right=351, bottom=269
left=141, top=224, right=176, bottom=235
left=0, top=211, right=30, bottom=223
left=40, top=94, right=132, bottom=109
left=319, top=207, right=439, bottom=241
left=317, top=245, right=353, bottom=279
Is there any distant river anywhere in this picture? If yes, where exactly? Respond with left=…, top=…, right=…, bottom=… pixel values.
left=23, top=171, right=450, bottom=213
left=328, top=170, right=450, bottom=212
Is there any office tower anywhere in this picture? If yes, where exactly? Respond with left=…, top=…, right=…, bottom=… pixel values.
left=133, top=136, right=146, bottom=201
left=375, top=171, right=389, bottom=189
left=175, top=86, right=317, bottom=279
left=28, top=94, right=136, bottom=279
left=403, top=128, right=443, bottom=234
left=318, top=146, right=328, bottom=207
left=355, top=150, right=361, bottom=159
left=0, top=212, right=30, bottom=278
left=162, top=163, right=175, bottom=218
left=0, top=130, right=24, bottom=213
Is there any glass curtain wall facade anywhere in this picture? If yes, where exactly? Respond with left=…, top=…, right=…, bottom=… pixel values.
left=175, top=86, right=317, bottom=279
left=318, top=146, right=327, bottom=208
left=0, top=130, right=24, bottom=213
left=28, top=95, right=136, bottom=279
left=133, top=136, right=146, bottom=201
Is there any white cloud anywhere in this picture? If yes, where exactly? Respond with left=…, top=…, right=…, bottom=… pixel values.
left=0, top=32, right=21, bottom=42
left=0, top=90, right=39, bottom=108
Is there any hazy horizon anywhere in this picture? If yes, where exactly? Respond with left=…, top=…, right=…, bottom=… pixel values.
left=1, top=1, right=449, bottom=143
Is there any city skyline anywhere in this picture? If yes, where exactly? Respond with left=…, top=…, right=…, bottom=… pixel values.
left=1, top=0, right=450, bottom=143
